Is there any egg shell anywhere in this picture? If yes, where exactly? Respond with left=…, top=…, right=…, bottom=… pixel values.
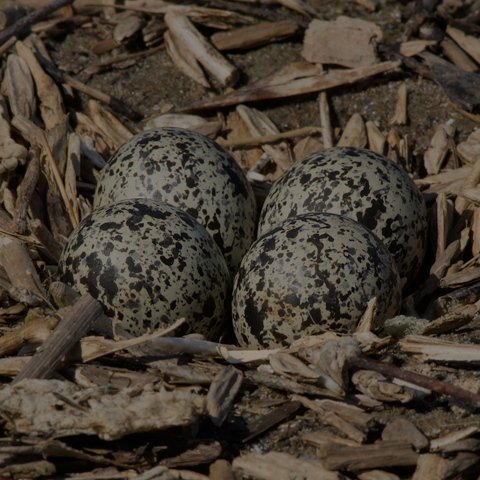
left=94, top=127, right=257, bottom=274
left=232, top=213, right=401, bottom=348
left=258, top=147, right=428, bottom=285
left=59, top=198, right=230, bottom=339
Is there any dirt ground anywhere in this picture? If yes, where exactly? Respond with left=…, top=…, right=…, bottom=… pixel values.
left=3, top=0, right=480, bottom=478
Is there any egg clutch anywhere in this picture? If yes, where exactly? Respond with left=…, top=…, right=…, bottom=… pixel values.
left=58, top=128, right=428, bottom=348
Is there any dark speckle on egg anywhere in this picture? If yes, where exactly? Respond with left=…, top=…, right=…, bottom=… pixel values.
left=258, top=147, right=428, bottom=287
left=232, top=213, right=401, bottom=349
left=58, top=198, right=230, bottom=339
left=94, top=127, right=257, bottom=275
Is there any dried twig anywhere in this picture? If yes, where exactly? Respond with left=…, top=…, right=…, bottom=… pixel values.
left=349, top=355, right=480, bottom=406
left=0, top=0, right=73, bottom=47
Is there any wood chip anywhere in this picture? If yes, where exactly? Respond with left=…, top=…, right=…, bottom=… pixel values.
left=430, top=426, right=479, bottom=451
left=388, top=83, right=407, bottom=125
left=206, top=366, right=243, bottom=427
left=441, top=37, right=478, bottom=73
left=302, top=16, right=382, bottom=68
left=399, top=334, right=480, bottom=365
left=412, top=452, right=479, bottom=480
left=381, top=418, right=429, bottom=451
left=165, top=11, right=238, bottom=88
left=423, top=123, right=454, bottom=175
left=321, top=441, right=419, bottom=471
left=211, top=20, right=298, bottom=51
left=233, top=451, right=343, bottom=480
left=337, top=113, right=367, bottom=148
left=447, top=25, right=480, bottom=65
left=241, top=400, right=302, bottom=442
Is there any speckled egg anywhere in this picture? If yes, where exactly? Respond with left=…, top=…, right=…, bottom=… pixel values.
left=94, top=127, right=257, bottom=274
left=58, top=198, right=230, bottom=339
left=233, top=213, right=401, bottom=348
left=258, top=147, right=428, bottom=285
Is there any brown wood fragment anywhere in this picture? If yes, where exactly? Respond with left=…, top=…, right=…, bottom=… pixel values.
left=356, top=297, right=377, bottom=333
left=210, top=459, right=234, bottom=480
left=337, top=113, right=367, bottom=148
left=366, top=121, right=386, bottom=154
left=160, top=439, right=222, bottom=468
left=293, top=394, right=368, bottom=443
left=113, top=13, right=144, bottom=44
left=302, top=17, right=382, bottom=68
left=440, top=266, right=480, bottom=288
left=388, top=83, right=407, bottom=125
left=352, top=370, right=415, bottom=403
left=206, top=366, right=243, bottom=427
left=420, top=313, right=473, bottom=336
left=11, top=293, right=103, bottom=385
left=446, top=25, right=480, bottom=65
left=233, top=451, right=342, bottom=480
left=241, top=401, right=301, bottom=442
left=175, top=61, right=401, bottom=112
left=412, top=452, right=479, bottom=480
left=423, top=123, right=453, bottom=175
left=165, top=11, right=238, bottom=88
left=13, top=147, right=40, bottom=235
left=432, top=281, right=480, bottom=316
left=0, top=313, right=59, bottom=358
left=211, top=20, right=298, bottom=51
left=293, top=136, right=323, bottom=161
left=441, top=37, right=478, bottom=72
left=321, top=441, right=419, bottom=471
left=430, top=426, right=479, bottom=451
left=302, top=431, right=360, bottom=454
left=269, top=352, right=319, bottom=379
left=0, top=237, right=46, bottom=300
left=164, top=29, right=209, bottom=88
left=381, top=418, right=429, bottom=451
left=399, top=39, right=436, bottom=57
left=244, top=369, right=341, bottom=398
left=88, top=99, right=133, bottom=149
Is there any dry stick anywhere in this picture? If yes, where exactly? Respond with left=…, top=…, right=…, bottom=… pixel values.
left=218, top=126, right=321, bottom=148
left=12, top=294, right=103, bottom=385
left=349, top=355, right=480, bottom=406
left=84, top=44, right=165, bottom=76
left=318, top=65, right=333, bottom=149
left=39, top=131, right=79, bottom=229
left=33, top=52, right=142, bottom=122
left=0, top=0, right=74, bottom=47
